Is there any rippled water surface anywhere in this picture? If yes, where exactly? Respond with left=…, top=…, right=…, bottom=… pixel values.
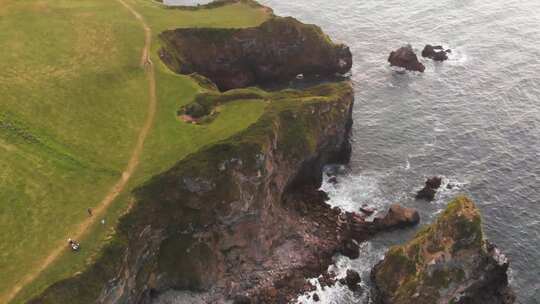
left=256, top=0, right=540, bottom=303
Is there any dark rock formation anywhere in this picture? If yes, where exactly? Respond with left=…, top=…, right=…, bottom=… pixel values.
left=339, top=269, right=361, bottom=291
left=312, top=293, right=320, bottom=301
left=372, top=204, right=420, bottom=231
left=159, top=16, right=352, bottom=91
left=416, top=176, right=442, bottom=201
left=388, top=45, right=425, bottom=72
left=372, top=196, right=515, bottom=304
left=422, top=44, right=450, bottom=61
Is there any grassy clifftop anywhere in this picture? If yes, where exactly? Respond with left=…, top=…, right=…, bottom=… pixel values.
left=1, top=0, right=271, bottom=303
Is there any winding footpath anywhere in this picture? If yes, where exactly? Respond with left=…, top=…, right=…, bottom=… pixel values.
left=2, top=0, right=156, bottom=302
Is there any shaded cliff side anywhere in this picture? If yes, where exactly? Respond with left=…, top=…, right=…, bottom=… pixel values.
left=372, top=196, right=515, bottom=304
left=159, top=16, right=352, bottom=91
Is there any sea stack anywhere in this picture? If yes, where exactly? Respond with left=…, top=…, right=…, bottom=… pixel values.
left=388, top=44, right=425, bottom=72
left=422, top=44, right=450, bottom=61
left=371, top=196, right=515, bottom=304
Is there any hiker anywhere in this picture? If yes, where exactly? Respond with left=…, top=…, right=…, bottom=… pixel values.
left=68, top=238, right=80, bottom=252
left=87, top=208, right=93, bottom=216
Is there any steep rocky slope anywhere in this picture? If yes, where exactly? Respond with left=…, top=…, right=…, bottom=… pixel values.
left=372, top=196, right=515, bottom=304
left=159, top=16, right=352, bottom=90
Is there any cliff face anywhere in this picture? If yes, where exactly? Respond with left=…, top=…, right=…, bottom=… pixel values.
left=103, top=83, right=357, bottom=303
left=159, top=17, right=352, bottom=91
left=372, top=196, right=515, bottom=304
left=30, top=83, right=364, bottom=304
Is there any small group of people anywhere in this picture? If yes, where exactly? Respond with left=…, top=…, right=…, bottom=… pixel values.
left=67, top=208, right=108, bottom=253
left=68, top=238, right=80, bottom=252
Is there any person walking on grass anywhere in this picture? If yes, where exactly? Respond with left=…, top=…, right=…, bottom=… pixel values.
left=87, top=208, right=93, bottom=217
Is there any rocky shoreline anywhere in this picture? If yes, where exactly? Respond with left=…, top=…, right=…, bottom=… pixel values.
left=28, top=1, right=514, bottom=304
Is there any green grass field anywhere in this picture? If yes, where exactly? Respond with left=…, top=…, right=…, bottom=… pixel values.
left=0, top=0, right=270, bottom=302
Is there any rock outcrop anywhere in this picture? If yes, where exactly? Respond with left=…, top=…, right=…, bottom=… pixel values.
left=388, top=45, right=425, bottom=72
left=339, top=269, right=362, bottom=291
left=159, top=16, right=352, bottom=91
left=416, top=176, right=442, bottom=201
left=372, top=204, right=420, bottom=230
left=422, top=45, right=450, bottom=61
left=371, top=196, right=515, bottom=304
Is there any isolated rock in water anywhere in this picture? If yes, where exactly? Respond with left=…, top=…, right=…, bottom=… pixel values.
left=159, top=17, right=353, bottom=90
left=312, top=293, right=320, bottom=302
left=388, top=45, right=425, bottom=72
left=373, top=204, right=420, bottom=230
left=416, top=176, right=442, bottom=201
left=372, top=196, right=515, bottom=304
left=422, top=44, right=450, bottom=61
left=339, top=269, right=362, bottom=291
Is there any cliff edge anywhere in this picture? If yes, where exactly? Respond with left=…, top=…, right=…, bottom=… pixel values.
left=159, top=16, right=352, bottom=91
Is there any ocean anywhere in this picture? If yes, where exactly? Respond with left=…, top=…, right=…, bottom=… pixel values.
left=166, top=0, right=540, bottom=302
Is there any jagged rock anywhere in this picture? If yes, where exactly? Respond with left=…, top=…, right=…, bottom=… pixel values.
left=312, top=293, right=320, bottom=302
left=416, top=176, right=442, bottom=201
left=340, top=238, right=360, bottom=259
left=388, top=45, right=425, bottom=72
left=422, top=44, right=450, bottom=61
left=327, top=176, right=338, bottom=184
left=159, top=17, right=352, bottom=91
left=371, top=196, right=515, bottom=304
left=373, top=204, right=420, bottom=230
left=359, top=206, right=375, bottom=215
left=339, top=269, right=361, bottom=291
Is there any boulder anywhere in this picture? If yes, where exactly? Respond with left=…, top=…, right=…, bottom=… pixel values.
left=388, top=45, right=425, bottom=72
left=359, top=206, right=375, bottom=215
left=372, top=196, right=515, bottom=304
left=422, top=44, right=450, bottom=61
left=339, top=269, right=361, bottom=291
left=416, top=176, right=442, bottom=201
left=373, top=204, right=420, bottom=230
left=312, top=293, right=320, bottom=302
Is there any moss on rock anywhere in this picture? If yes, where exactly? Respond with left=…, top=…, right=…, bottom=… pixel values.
left=372, top=196, right=514, bottom=304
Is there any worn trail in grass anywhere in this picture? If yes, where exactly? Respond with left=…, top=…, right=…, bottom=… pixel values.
left=1, top=1, right=271, bottom=303
left=1, top=0, right=157, bottom=302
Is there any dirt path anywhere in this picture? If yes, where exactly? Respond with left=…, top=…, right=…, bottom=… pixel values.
left=2, top=1, right=156, bottom=302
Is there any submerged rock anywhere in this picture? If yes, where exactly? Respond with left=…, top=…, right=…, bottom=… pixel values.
left=416, top=176, right=442, bottom=201
left=339, top=269, right=361, bottom=291
left=388, top=45, right=425, bottom=72
left=372, top=196, right=515, bottom=304
left=159, top=16, right=352, bottom=91
left=422, top=44, right=450, bottom=61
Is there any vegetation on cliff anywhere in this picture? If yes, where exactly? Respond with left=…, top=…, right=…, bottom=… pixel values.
left=372, top=196, right=514, bottom=304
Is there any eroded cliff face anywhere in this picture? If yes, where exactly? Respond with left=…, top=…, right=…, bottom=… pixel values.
left=102, top=83, right=358, bottom=304
left=372, top=196, right=515, bottom=304
left=159, top=16, right=353, bottom=91
left=29, top=83, right=361, bottom=304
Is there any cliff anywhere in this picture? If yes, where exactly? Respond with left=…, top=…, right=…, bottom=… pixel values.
left=29, top=82, right=356, bottom=303
left=371, top=196, right=515, bottom=304
left=158, top=16, right=352, bottom=91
